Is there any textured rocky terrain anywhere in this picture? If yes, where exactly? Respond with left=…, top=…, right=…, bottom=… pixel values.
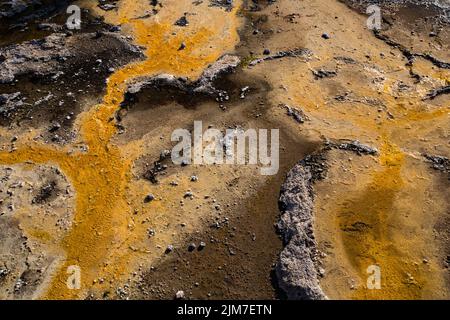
left=0, top=0, right=448, bottom=300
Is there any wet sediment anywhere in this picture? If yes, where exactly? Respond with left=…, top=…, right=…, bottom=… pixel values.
left=0, top=0, right=449, bottom=300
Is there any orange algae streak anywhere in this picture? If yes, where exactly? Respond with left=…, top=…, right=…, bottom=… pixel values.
left=335, top=138, right=427, bottom=299
left=0, top=0, right=242, bottom=299
left=0, top=143, right=133, bottom=299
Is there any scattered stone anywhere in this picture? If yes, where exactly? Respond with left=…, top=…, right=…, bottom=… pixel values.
left=37, top=23, right=62, bottom=32
left=175, top=290, right=185, bottom=299
left=0, top=92, right=25, bottom=118
left=32, top=181, right=56, bottom=204
left=99, top=3, right=117, bottom=11
left=109, top=25, right=121, bottom=32
left=334, top=91, right=384, bottom=107
left=188, top=243, right=196, bottom=251
left=334, top=56, right=357, bottom=64
left=312, top=69, right=337, bottom=79
left=216, top=91, right=230, bottom=102
left=284, top=105, right=308, bottom=123
left=175, top=16, right=189, bottom=27
left=144, top=194, right=155, bottom=203
left=166, top=245, right=174, bottom=253
left=184, top=191, right=194, bottom=199
left=373, top=31, right=450, bottom=69
left=424, top=154, right=450, bottom=177
left=160, top=149, right=171, bottom=160
left=14, top=278, right=25, bottom=293
left=198, top=241, right=206, bottom=250
left=181, top=159, right=189, bottom=166
left=210, top=0, right=234, bottom=11
left=48, top=122, right=61, bottom=132
left=249, top=48, right=313, bottom=66
left=0, top=268, right=10, bottom=278
left=321, top=33, right=330, bottom=39
left=178, top=42, right=186, bottom=51
left=148, top=229, right=156, bottom=237
left=240, top=86, right=250, bottom=99
left=318, top=268, right=325, bottom=277
left=143, top=159, right=166, bottom=184
left=190, top=175, right=198, bottom=182
left=423, top=85, right=450, bottom=100
left=331, top=140, right=378, bottom=156
left=211, top=221, right=221, bottom=229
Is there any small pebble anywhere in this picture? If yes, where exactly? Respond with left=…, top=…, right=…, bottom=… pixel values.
left=188, top=243, right=196, bottom=251
left=165, top=245, right=174, bottom=253
left=175, top=290, right=185, bottom=299
left=144, top=194, right=155, bottom=203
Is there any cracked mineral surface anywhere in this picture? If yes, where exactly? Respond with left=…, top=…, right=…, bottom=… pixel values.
left=0, top=0, right=449, bottom=300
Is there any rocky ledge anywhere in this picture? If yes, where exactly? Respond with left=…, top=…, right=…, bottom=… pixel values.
left=276, top=140, right=378, bottom=300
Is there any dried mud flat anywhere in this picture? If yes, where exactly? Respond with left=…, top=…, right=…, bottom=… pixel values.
left=0, top=0, right=449, bottom=300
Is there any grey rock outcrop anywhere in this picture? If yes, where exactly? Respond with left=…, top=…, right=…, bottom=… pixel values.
left=276, top=141, right=378, bottom=300
left=0, top=32, right=143, bottom=84
left=0, top=92, right=26, bottom=118
left=124, top=54, right=241, bottom=99
left=276, top=155, right=327, bottom=300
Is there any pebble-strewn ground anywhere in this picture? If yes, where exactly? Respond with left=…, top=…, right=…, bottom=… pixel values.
left=0, top=0, right=448, bottom=300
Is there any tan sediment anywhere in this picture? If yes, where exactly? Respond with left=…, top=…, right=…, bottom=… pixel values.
left=283, top=1, right=449, bottom=299
left=0, top=0, right=448, bottom=300
left=238, top=0, right=449, bottom=299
